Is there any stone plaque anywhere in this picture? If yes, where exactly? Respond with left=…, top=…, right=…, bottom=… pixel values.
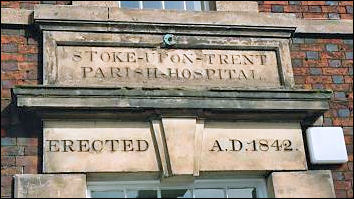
left=56, top=46, right=280, bottom=88
left=43, top=121, right=159, bottom=173
left=200, top=122, right=307, bottom=171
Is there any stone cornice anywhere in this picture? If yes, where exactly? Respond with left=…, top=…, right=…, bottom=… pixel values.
left=1, top=6, right=353, bottom=35
left=13, top=86, right=331, bottom=124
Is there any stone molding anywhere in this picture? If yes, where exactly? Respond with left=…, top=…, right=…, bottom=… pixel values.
left=1, top=8, right=33, bottom=25
left=14, top=174, right=87, bottom=198
left=13, top=86, right=331, bottom=124
left=267, top=170, right=336, bottom=198
left=1, top=5, right=352, bottom=34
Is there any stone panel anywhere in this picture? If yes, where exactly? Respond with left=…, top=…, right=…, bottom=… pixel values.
left=43, top=120, right=159, bottom=173
left=267, top=170, right=336, bottom=198
left=162, top=118, right=196, bottom=175
left=56, top=46, right=280, bottom=88
left=14, top=174, right=86, bottom=198
left=200, top=122, right=307, bottom=171
left=216, top=1, right=259, bottom=12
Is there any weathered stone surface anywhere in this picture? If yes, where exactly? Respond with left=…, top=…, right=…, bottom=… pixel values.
left=200, top=122, right=307, bottom=171
left=216, top=1, right=259, bottom=12
left=43, top=120, right=159, bottom=173
left=72, top=1, right=116, bottom=7
left=42, top=31, right=295, bottom=88
left=1, top=8, right=33, bottom=25
left=56, top=46, right=280, bottom=88
left=267, top=170, right=336, bottom=198
left=162, top=118, right=196, bottom=175
left=14, top=174, right=86, bottom=198
left=34, top=5, right=108, bottom=21
left=26, top=5, right=354, bottom=34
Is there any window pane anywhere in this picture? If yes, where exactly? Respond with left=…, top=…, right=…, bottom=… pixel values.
left=120, top=1, right=140, bottom=9
left=227, top=188, right=256, bottom=198
left=127, top=190, right=158, bottom=198
left=186, top=1, right=202, bottom=11
left=194, top=189, right=225, bottom=198
left=161, top=189, right=192, bottom=198
left=165, top=1, right=184, bottom=10
left=142, top=1, right=162, bottom=9
left=91, top=191, right=125, bottom=198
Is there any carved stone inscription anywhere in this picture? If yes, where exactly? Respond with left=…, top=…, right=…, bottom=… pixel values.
left=43, top=121, right=159, bottom=173
left=56, top=47, right=280, bottom=88
left=200, top=122, right=307, bottom=171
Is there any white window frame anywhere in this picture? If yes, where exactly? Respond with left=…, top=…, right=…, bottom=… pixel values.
left=87, top=178, right=268, bottom=198
left=118, top=1, right=212, bottom=11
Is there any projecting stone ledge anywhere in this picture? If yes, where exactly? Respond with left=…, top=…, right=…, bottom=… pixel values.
left=13, top=85, right=331, bottom=123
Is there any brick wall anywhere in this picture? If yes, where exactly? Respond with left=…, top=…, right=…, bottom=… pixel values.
left=290, top=37, right=353, bottom=198
left=258, top=1, right=353, bottom=19
left=1, top=2, right=70, bottom=197
left=1, top=1, right=353, bottom=198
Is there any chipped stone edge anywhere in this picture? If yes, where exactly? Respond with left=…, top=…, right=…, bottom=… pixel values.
left=2, top=5, right=352, bottom=34
left=1, top=8, right=33, bottom=25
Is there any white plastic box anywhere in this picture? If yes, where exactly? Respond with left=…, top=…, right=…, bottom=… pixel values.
left=306, top=127, right=348, bottom=164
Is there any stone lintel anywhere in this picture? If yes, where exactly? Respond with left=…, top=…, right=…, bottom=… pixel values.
left=1, top=8, right=33, bottom=25
left=216, top=1, right=259, bottom=12
left=267, top=170, right=336, bottom=198
left=32, top=5, right=353, bottom=35
left=12, top=86, right=331, bottom=123
left=14, top=174, right=87, bottom=198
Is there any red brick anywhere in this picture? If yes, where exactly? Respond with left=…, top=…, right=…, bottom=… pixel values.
left=1, top=1, right=20, bottom=8
left=1, top=167, right=22, bottom=175
left=16, top=79, right=38, bottom=86
left=17, top=138, right=38, bottom=146
left=325, top=84, right=352, bottom=91
left=348, top=189, right=353, bottom=198
left=333, top=118, right=354, bottom=126
left=338, top=6, right=349, bottom=13
left=318, top=39, right=344, bottom=44
left=342, top=60, right=353, bottom=67
left=302, top=1, right=327, bottom=6
left=1, top=89, right=11, bottom=98
left=18, top=62, right=37, bottom=70
left=1, top=53, right=26, bottom=62
left=348, top=154, right=353, bottom=161
left=1, top=146, right=25, bottom=156
left=339, top=1, right=353, bottom=6
left=1, top=128, right=6, bottom=137
left=259, top=4, right=272, bottom=12
left=321, top=6, right=340, bottom=12
left=1, top=176, right=13, bottom=187
left=18, top=45, right=38, bottom=54
left=303, top=60, right=328, bottom=67
left=1, top=71, right=26, bottom=80
left=291, top=51, right=306, bottom=58
left=322, top=68, right=349, bottom=75
left=294, top=76, right=305, bottom=84
left=335, top=180, right=352, bottom=190
left=303, top=12, right=328, bottom=19
left=293, top=68, right=309, bottom=75
left=1, top=175, right=13, bottom=197
left=16, top=156, right=38, bottom=174
left=305, top=76, right=332, bottom=83
left=299, top=44, right=325, bottom=51
left=320, top=51, right=345, bottom=59
left=24, top=146, right=38, bottom=156
left=340, top=14, right=353, bottom=19
left=1, top=156, right=15, bottom=167
left=335, top=190, right=347, bottom=198
left=344, top=76, right=353, bottom=84
left=345, top=135, right=353, bottom=145
left=1, top=35, right=26, bottom=44
left=263, top=1, right=289, bottom=5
